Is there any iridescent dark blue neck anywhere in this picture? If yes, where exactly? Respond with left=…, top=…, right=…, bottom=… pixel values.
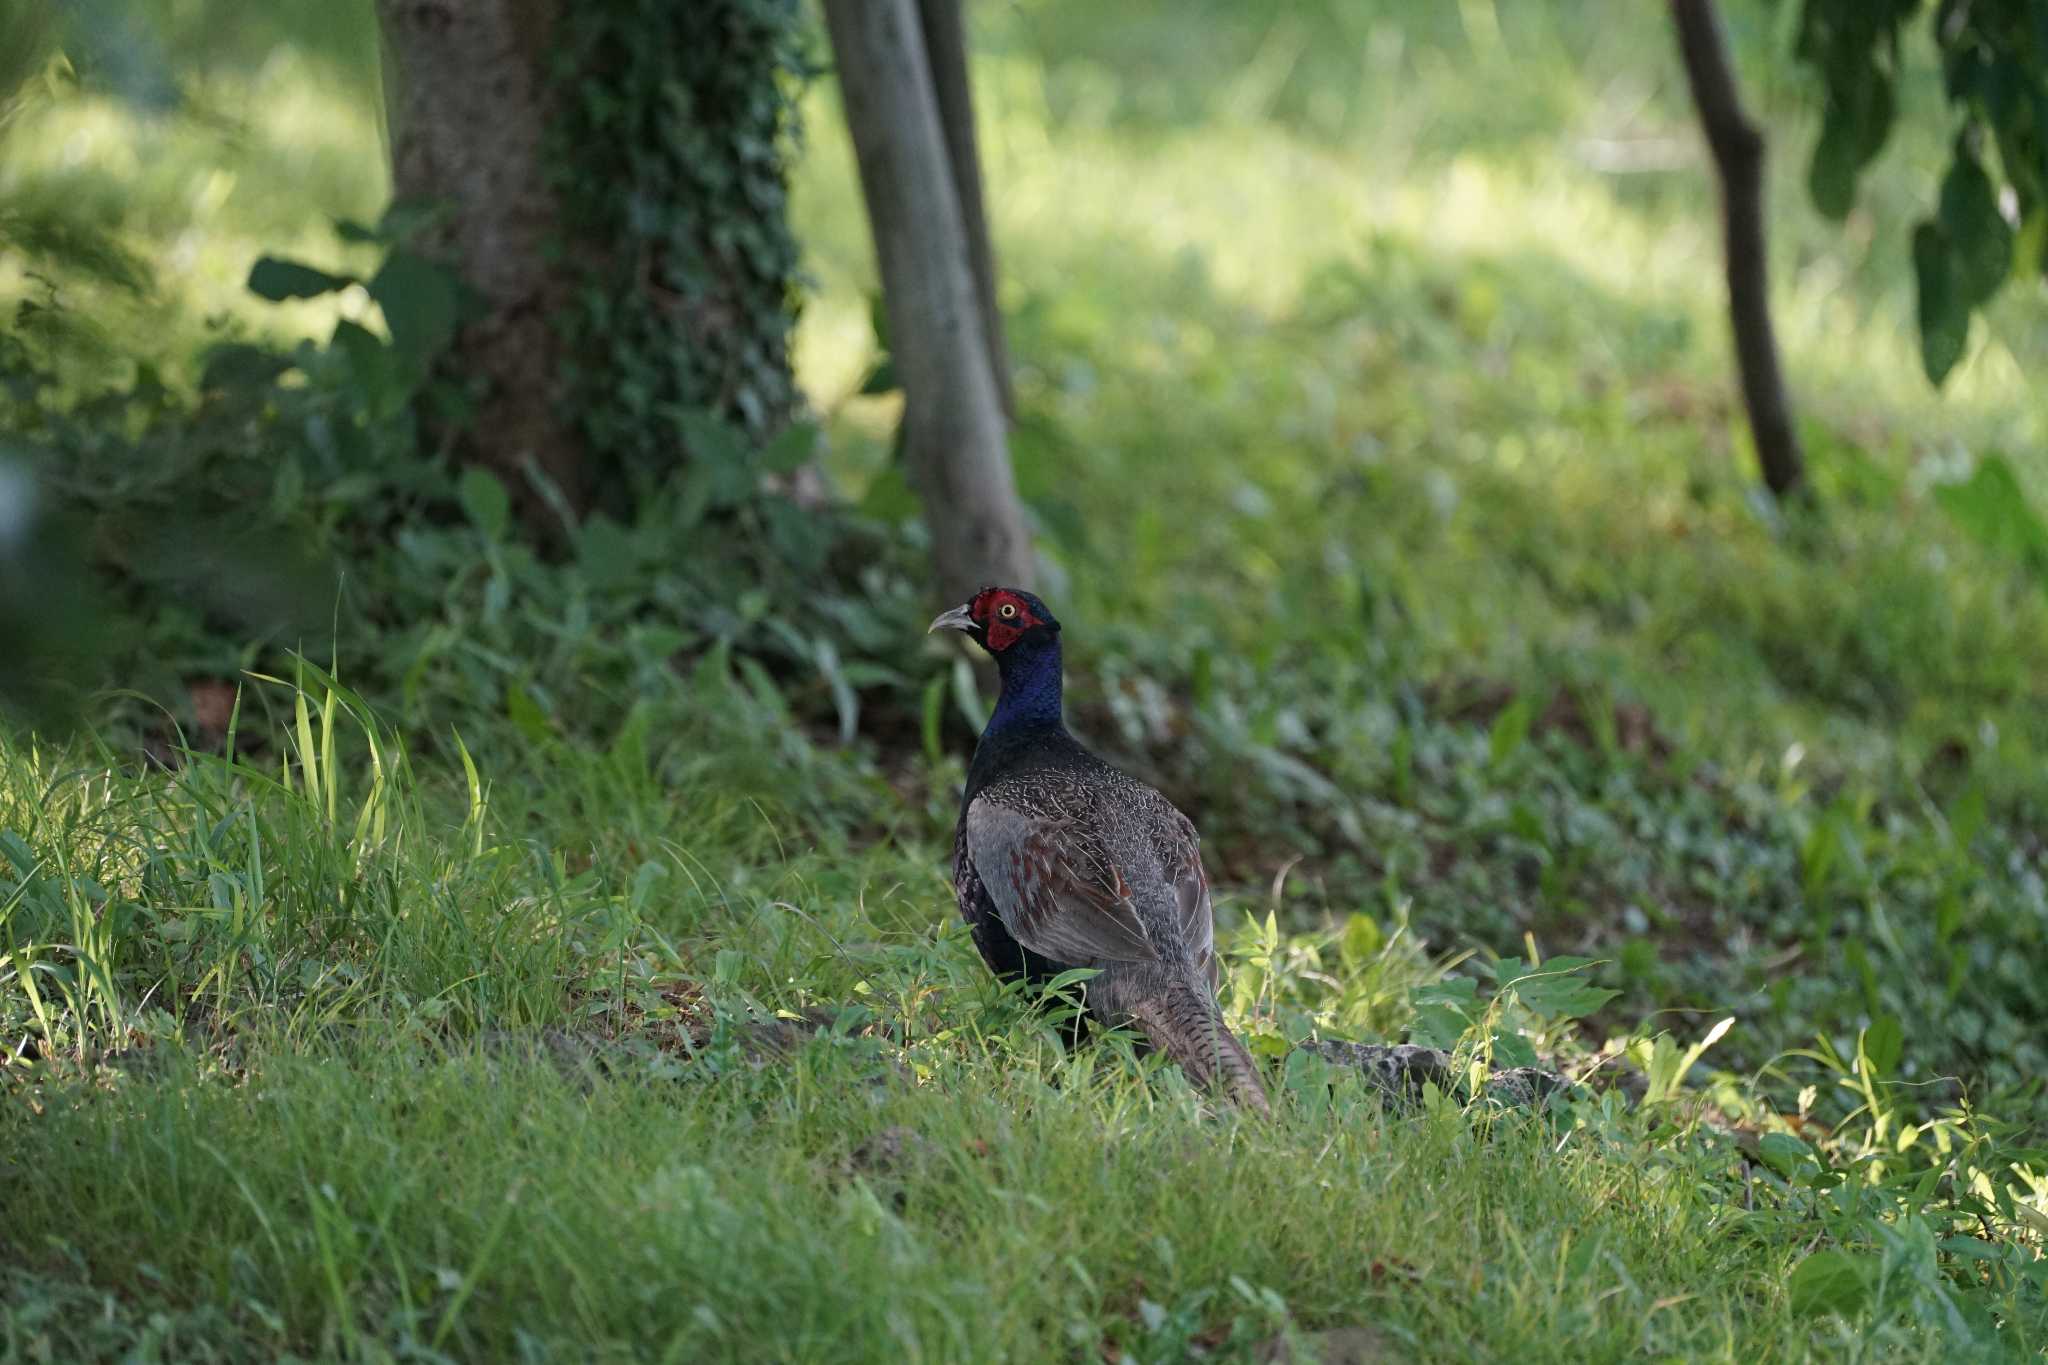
left=985, top=633, right=1065, bottom=737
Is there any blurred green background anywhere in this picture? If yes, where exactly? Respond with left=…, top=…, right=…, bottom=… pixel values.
left=3, top=2, right=2048, bottom=1355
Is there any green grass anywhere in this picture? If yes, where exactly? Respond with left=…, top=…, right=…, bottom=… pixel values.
left=7, top=0, right=2048, bottom=1358
left=5, top=680, right=2043, bottom=1361
left=0, top=1051, right=1853, bottom=1362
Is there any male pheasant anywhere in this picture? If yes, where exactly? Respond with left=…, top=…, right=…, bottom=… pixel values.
left=930, top=586, right=1271, bottom=1114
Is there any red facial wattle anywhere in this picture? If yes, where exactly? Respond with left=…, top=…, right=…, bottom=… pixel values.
left=974, top=589, right=1040, bottom=651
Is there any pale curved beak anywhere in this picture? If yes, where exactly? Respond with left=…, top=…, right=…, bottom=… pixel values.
left=927, top=604, right=976, bottom=635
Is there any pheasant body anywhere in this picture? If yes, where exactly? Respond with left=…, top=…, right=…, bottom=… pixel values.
left=934, top=587, right=1270, bottom=1114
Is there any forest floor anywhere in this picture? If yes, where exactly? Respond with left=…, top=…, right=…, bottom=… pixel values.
left=5, top=2, right=2048, bottom=1360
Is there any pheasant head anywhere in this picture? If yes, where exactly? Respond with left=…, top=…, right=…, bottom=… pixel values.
left=930, top=586, right=1065, bottom=732
left=927, top=586, right=1061, bottom=655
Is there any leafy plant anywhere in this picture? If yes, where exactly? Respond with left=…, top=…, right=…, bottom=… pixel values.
left=2, top=205, right=941, bottom=760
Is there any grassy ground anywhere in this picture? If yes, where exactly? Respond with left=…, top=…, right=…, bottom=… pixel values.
left=5, top=681, right=2043, bottom=1361
left=6, top=1, right=2048, bottom=1360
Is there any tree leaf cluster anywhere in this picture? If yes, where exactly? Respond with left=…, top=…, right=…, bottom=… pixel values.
left=1797, top=0, right=2047, bottom=384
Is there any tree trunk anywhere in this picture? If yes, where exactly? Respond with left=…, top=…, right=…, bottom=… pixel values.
left=825, top=0, right=1035, bottom=600
left=915, top=0, right=1014, bottom=421
left=376, top=0, right=584, bottom=520
left=1671, top=0, right=1806, bottom=501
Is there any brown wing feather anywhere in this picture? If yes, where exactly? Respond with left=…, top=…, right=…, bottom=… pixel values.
left=1158, top=806, right=1216, bottom=982
left=964, top=798, right=1158, bottom=965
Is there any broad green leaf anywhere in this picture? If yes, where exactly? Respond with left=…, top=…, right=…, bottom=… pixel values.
left=1282, top=1045, right=1335, bottom=1097
left=951, top=656, right=988, bottom=733
left=1788, top=1249, right=1877, bottom=1319
left=760, top=420, right=817, bottom=475
left=198, top=343, right=291, bottom=392
left=627, top=859, right=666, bottom=915
left=331, top=318, right=398, bottom=414
left=1408, top=1003, right=1470, bottom=1052
left=1937, top=144, right=2014, bottom=307
left=1340, top=913, right=1383, bottom=965
left=1247, top=1031, right=1291, bottom=1060
left=1490, top=1031, right=1537, bottom=1068
left=575, top=515, right=639, bottom=589
left=2013, top=207, right=2048, bottom=281
left=677, top=409, right=748, bottom=467
left=1042, top=967, right=1099, bottom=995
left=814, top=637, right=858, bottom=745
left=1411, top=978, right=1480, bottom=1050
left=857, top=357, right=898, bottom=395
left=1913, top=220, right=1968, bottom=386
left=1757, top=1132, right=1813, bottom=1175
left=1488, top=693, right=1534, bottom=767
left=1807, top=68, right=1895, bottom=221
left=368, top=250, right=460, bottom=367
left=248, top=256, right=352, bottom=301
left=505, top=682, right=550, bottom=742
left=866, top=289, right=892, bottom=352
left=459, top=468, right=511, bottom=540
left=1860, top=1013, right=1903, bottom=1077
left=1509, top=968, right=1619, bottom=1021
left=1933, top=454, right=2048, bottom=581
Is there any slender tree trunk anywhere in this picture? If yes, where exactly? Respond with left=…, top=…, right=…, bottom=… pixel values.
left=915, top=0, right=1014, bottom=421
left=377, top=0, right=584, bottom=519
left=1671, top=0, right=1806, bottom=501
left=825, top=0, right=1035, bottom=599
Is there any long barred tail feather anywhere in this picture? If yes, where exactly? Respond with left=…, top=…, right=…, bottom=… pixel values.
left=1125, top=970, right=1272, bottom=1117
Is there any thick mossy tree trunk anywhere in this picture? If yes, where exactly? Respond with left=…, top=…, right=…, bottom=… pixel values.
left=377, top=0, right=582, bottom=517
left=376, top=0, right=807, bottom=525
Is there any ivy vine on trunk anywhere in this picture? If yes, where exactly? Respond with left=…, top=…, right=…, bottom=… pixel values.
left=546, top=0, right=813, bottom=518
left=377, top=0, right=812, bottom=530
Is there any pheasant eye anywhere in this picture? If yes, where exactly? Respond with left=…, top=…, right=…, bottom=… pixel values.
left=999, top=603, right=1018, bottom=619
